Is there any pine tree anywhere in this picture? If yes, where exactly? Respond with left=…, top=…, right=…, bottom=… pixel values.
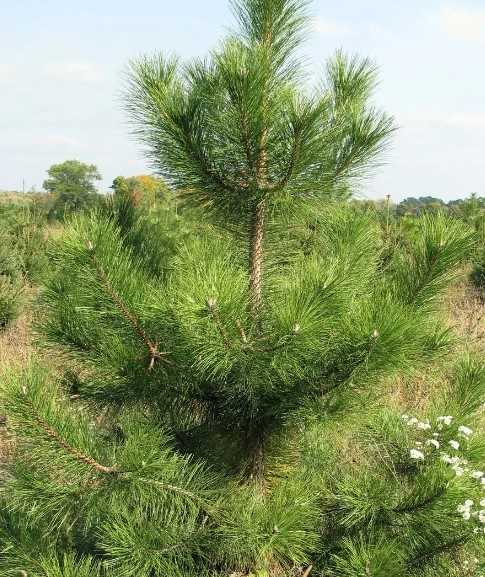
left=1, top=1, right=484, bottom=576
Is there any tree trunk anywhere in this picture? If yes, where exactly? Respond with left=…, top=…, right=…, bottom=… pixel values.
left=249, top=198, right=266, bottom=322
left=245, top=427, right=266, bottom=492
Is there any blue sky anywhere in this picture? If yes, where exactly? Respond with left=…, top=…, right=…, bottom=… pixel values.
left=1, top=0, right=484, bottom=201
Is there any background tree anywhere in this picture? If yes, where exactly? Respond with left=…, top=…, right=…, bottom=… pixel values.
left=43, top=159, right=102, bottom=219
left=1, top=1, right=483, bottom=576
left=111, top=174, right=169, bottom=208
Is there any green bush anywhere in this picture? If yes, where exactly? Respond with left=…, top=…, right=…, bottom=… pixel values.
left=470, top=232, right=485, bottom=290
left=0, top=200, right=50, bottom=283
left=0, top=275, right=21, bottom=329
left=0, top=232, right=23, bottom=329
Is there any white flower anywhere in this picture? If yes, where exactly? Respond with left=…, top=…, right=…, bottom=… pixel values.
left=479, top=511, right=485, bottom=524
left=417, top=421, right=432, bottom=430
left=401, top=414, right=409, bottom=420
left=472, top=471, right=484, bottom=479
left=407, top=417, right=419, bottom=426
left=481, top=477, right=485, bottom=486
left=458, top=425, right=473, bottom=437
left=463, top=511, right=471, bottom=520
left=449, top=440, right=460, bottom=450
left=464, top=499, right=474, bottom=507
left=437, top=416, right=453, bottom=426
left=410, top=449, right=425, bottom=460
left=426, top=439, right=440, bottom=449
left=453, top=466, right=465, bottom=477
left=480, top=498, right=485, bottom=507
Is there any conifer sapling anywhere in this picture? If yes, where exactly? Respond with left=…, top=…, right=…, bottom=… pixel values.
left=1, top=1, right=483, bottom=576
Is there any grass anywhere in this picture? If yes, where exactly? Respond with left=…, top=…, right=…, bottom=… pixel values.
left=382, top=274, right=485, bottom=415
left=0, top=309, right=32, bottom=373
left=445, top=276, right=485, bottom=351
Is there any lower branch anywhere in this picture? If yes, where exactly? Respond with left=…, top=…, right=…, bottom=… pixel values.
left=87, top=243, right=170, bottom=370
left=25, top=396, right=117, bottom=475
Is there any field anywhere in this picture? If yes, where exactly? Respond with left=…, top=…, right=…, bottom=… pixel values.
left=1, top=185, right=485, bottom=577
left=3, top=0, right=485, bottom=572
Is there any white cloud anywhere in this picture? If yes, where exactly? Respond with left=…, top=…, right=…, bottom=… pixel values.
left=0, top=63, right=15, bottom=84
left=39, top=134, right=81, bottom=148
left=446, top=112, right=485, bottom=129
left=440, top=5, right=485, bottom=43
left=311, top=16, right=351, bottom=36
left=43, top=61, right=100, bottom=83
left=0, top=132, right=82, bottom=156
left=400, top=111, right=485, bottom=129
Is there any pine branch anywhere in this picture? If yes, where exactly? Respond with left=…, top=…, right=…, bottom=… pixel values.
left=125, top=474, right=214, bottom=512
left=407, top=536, right=469, bottom=568
left=20, top=387, right=215, bottom=511
left=236, top=319, right=249, bottom=343
left=207, top=298, right=234, bottom=349
left=393, top=485, right=447, bottom=514
left=87, top=242, right=170, bottom=370
left=179, top=118, right=249, bottom=196
left=263, top=118, right=304, bottom=193
left=23, top=394, right=117, bottom=475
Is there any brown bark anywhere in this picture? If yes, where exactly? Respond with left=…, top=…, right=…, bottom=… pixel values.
left=249, top=198, right=266, bottom=321
left=244, top=425, right=267, bottom=493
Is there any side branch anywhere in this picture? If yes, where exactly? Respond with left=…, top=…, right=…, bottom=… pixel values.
left=87, top=244, right=170, bottom=370
left=23, top=395, right=214, bottom=508
left=263, top=127, right=302, bottom=194
left=24, top=396, right=117, bottom=475
left=181, top=124, right=248, bottom=195
left=127, top=474, right=214, bottom=512
left=206, top=298, right=234, bottom=349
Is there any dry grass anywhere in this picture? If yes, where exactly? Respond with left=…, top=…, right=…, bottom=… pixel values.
left=445, top=278, right=485, bottom=353
left=0, top=294, right=35, bottom=468
left=387, top=277, right=485, bottom=414
left=0, top=310, right=32, bottom=374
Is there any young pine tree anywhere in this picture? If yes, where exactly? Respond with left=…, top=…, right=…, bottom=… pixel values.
left=1, top=1, right=484, bottom=576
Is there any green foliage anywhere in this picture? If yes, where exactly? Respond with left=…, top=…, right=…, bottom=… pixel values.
left=104, top=175, right=196, bottom=279
left=125, top=4, right=393, bottom=224
left=387, top=212, right=475, bottom=309
left=111, top=175, right=169, bottom=208
left=0, top=274, right=21, bottom=329
left=0, top=218, right=23, bottom=329
left=1, top=0, right=484, bottom=575
left=0, top=196, right=52, bottom=328
left=0, top=201, right=50, bottom=282
left=43, top=160, right=102, bottom=220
